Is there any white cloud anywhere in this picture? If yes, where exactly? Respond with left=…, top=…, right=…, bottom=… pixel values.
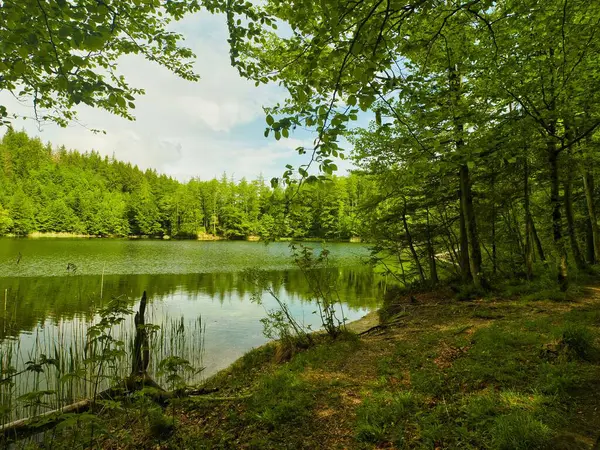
left=166, top=137, right=308, bottom=182
left=0, top=11, right=353, bottom=182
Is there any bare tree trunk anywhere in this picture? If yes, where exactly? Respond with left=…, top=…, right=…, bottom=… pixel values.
left=586, top=217, right=596, bottom=264
left=510, top=201, right=526, bottom=263
left=397, top=245, right=408, bottom=286
left=583, top=170, right=600, bottom=262
left=524, top=157, right=534, bottom=279
left=459, top=187, right=472, bottom=282
left=460, top=165, right=482, bottom=287
left=449, top=63, right=477, bottom=285
left=529, top=216, right=546, bottom=263
left=402, top=201, right=425, bottom=284
left=437, top=206, right=460, bottom=271
left=564, top=175, right=586, bottom=270
left=132, top=291, right=150, bottom=376
left=549, top=142, right=568, bottom=291
left=426, top=206, right=438, bottom=284
left=563, top=124, right=586, bottom=271
left=491, top=172, right=498, bottom=275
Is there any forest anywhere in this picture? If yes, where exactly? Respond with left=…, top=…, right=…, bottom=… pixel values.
left=2, top=0, right=600, bottom=448
left=0, top=130, right=370, bottom=240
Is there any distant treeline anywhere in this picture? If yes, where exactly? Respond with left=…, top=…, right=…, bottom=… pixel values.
left=0, top=130, right=372, bottom=240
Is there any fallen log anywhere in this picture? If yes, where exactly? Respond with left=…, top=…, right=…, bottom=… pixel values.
left=0, top=399, right=92, bottom=439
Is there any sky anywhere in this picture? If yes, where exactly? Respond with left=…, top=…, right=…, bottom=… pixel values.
left=0, top=12, right=357, bottom=183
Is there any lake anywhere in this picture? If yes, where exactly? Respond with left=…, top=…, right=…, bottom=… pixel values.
left=0, top=239, right=384, bottom=421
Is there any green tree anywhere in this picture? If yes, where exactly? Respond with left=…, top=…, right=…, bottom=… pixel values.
left=9, top=186, right=35, bottom=235
left=0, top=203, right=13, bottom=235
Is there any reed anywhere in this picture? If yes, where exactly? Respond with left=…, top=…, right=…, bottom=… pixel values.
left=0, top=294, right=205, bottom=425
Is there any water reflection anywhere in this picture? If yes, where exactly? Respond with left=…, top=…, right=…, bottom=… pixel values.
left=0, top=266, right=383, bottom=340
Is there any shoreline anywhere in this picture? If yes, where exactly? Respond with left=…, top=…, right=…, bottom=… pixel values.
left=3, top=232, right=367, bottom=243
left=199, top=309, right=380, bottom=385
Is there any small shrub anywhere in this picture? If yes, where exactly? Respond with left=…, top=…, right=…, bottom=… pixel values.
left=560, top=323, right=595, bottom=360
left=522, top=289, right=569, bottom=302
left=147, top=407, right=175, bottom=439
left=456, top=283, right=487, bottom=301
left=379, top=284, right=409, bottom=321
left=491, top=412, right=552, bottom=449
left=291, top=243, right=347, bottom=339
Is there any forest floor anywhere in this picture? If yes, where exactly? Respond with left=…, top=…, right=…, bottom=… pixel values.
left=25, top=283, right=600, bottom=449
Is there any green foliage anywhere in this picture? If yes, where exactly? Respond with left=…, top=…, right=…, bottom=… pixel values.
left=157, top=356, right=195, bottom=392
left=147, top=406, right=175, bottom=439
left=291, top=243, right=347, bottom=338
left=559, top=323, right=595, bottom=360
left=246, top=267, right=313, bottom=350
left=536, top=362, right=581, bottom=396
left=0, top=0, right=200, bottom=126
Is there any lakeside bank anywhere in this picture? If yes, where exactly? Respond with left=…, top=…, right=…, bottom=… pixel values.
left=8, top=282, right=600, bottom=449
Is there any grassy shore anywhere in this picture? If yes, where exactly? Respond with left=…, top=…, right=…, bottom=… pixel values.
left=14, top=284, right=600, bottom=449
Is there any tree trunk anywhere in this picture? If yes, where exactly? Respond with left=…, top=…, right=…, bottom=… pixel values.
left=583, top=170, right=600, bottom=262
left=530, top=216, right=546, bottom=263
left=524, top=157, right=534, bottom=279
left=563, top=122, right=586, bottom=271
left=132, top=291, right=150, bottom=376
left=549, top=143, right=568, bottom=291
left=426, top=206, right=438, bottom=284
left=510, top=201, right=526, bottom=264
left=564, top=175, right=586, bottom=270
left=491, top=175, right=498, bottom=275
left=437, top=206, right=460, bottom=274
left=586, top=217, right=596, bottom=264
left=460, top=164, right=482, bottom=288
left=397, top=246, right=408, bottom=286
left=492, top=216, right=497, bottom=275
left=450, top=62, right=482, bottom=287
left=459, top=188, right=472, bottom=282
left=402, top=201, right=425, bottom=284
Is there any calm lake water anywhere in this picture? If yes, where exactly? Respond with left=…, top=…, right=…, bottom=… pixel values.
left=0, top=239, right=383, bottom=419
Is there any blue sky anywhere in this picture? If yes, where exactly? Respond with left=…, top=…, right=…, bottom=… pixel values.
left=0, top=11, right=359, bottom=183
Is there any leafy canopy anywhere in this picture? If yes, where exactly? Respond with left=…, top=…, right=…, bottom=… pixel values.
left=0, top=0, right=202, bottom=127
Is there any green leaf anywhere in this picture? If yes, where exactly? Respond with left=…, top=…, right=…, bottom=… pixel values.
left=13, top=61, right=26, bottom=75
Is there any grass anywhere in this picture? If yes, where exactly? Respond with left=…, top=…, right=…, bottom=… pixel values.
left=491, top=412, right=552, bottom=450
left=5, top=284, right=600, bottom=449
